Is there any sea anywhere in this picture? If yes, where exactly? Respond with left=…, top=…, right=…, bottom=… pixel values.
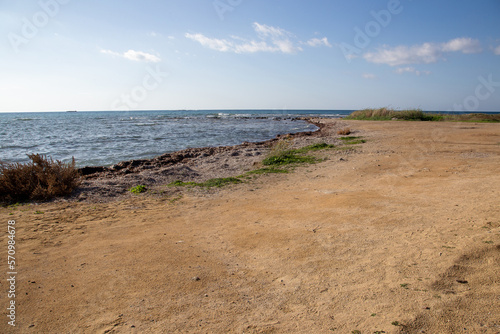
left=0, top=110, right=352, bottom=167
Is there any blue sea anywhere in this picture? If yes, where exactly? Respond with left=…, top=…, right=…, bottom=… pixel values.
left=0, top=110, right=352, bottom=167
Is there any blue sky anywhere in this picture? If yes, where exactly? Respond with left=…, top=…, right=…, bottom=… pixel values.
left=1, top=0, right=500, bottom=112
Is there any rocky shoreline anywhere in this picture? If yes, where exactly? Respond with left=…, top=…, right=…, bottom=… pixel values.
left=73, top=118, right=349, bottom=201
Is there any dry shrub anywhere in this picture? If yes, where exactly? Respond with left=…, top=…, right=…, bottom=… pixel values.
left=337, top=127, right=351, bottom=135
left=0, top=154, right=81, bottom=203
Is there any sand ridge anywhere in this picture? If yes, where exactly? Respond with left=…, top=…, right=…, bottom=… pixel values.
left=0, top=120, right=499, bottom=333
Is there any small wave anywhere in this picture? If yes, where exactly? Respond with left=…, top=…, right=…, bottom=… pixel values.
left=0, top=144, right=39, bottom=150
left=134, top=123, right=157, bottom=126
left=15, top=118, right=36, bottom=121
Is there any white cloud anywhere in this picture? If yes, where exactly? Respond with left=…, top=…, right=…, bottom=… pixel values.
left=362, top=73, right=377, bottom=79
left=441, top=37, right=481, bottom=53
left=123, top=50, right=161, bottom=63
left=494, top=45, right=500, bottom=55
left=394, top=67, right=431, bottom=76
left=251, top=22, right=301, bottom=53
left=363, top=37, right=482, bottom=66
left=185, top=22, right=328, bottom=54
left=306, top=37, right=332, bottom=48
left=253, top=22, right=289, bottom=39
left=185, top=33, right=233, bottom=52
left=101, top=49, right=161, bottom=63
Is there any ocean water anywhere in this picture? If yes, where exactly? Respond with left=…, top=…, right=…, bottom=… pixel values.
left=0, top=110, right=351, bottom=167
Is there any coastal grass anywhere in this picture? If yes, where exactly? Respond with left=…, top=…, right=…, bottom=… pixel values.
left=262, top=142, right=335, bottom=167
left=262, top=152, right=317, bottom=166
left=345, top=107, right=500, bottom=122
left=169, top=142, right=339, bottom=189
left=0, top=154, right=81, bottom=203
left=246, top=167, right=289, bottom=175
left=168, top=177, right=243, bottom=188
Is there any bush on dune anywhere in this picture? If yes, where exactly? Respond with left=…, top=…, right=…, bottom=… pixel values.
left=0, top=154, right=81, bottom=203
left=346, top=107, right=499, bottom=122
left=346, top=108, right=434, bottom=121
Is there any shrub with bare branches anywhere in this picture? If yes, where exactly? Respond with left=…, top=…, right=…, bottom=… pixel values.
left=337, top=128, right=351, bottom=135
left=0, top=154, right=81, bottom=203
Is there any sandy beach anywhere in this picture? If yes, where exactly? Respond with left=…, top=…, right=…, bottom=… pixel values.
left=1, top=120, right=499, bottom=333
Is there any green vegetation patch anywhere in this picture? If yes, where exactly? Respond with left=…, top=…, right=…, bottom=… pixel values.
left=339, top=136, right=366, bottom=145
left=262, top=142, right=336, bottom=167
left=169, top=177, right=242, bottom=188
left=345, top=107, right=499, bottom=122
left=262, top=152, right=317, bottom=166
left=129, top=185, right=147, bottom=194
left=246, top=167, right=289, bottom=175
left=294, top=143, right=335, bottom=153
left=345, top=108, right=435, bottom=121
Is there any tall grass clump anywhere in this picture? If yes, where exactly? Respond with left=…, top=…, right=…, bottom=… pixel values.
left=441, top=113, right=500, bottom=122
left=346, top=108, right=499, bottom=122
left=346, top=108, right=434, bottom=121
left=0, top=154, right=81, bottom=203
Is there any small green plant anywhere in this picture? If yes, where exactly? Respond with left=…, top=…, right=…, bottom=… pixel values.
left=34, top=210, right=44, bottom=214
left=400, top=283, right=409, bottom=289
left=351, top=330, right=361, bottom=334
left=129, top=185, right=147, bottom=194
left=371, top=313, right=377, bottom=317
left=391, top=321, right=401, bottom=326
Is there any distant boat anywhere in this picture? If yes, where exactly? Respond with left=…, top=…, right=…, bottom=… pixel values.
left=66, top=110, right=77, bottom=112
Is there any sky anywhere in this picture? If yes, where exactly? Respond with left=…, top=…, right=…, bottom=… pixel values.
left=1, top=0, right=500, bottom=112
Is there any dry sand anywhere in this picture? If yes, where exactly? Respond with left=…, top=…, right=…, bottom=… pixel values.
left=1, top=120, right=499, bottom=333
